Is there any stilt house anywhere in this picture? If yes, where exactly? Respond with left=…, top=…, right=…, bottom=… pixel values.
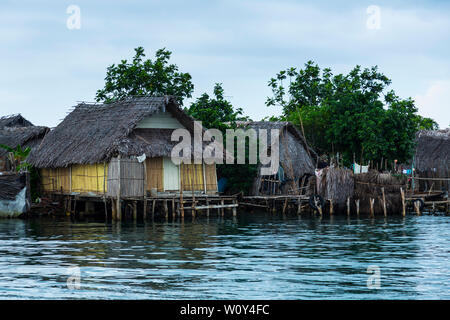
left=28, top=96, right=219, bottom=197
left=236, top=121, right=317, bottom=195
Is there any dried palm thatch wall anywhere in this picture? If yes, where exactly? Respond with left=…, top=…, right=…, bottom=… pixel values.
left=308, top=167, right=407, bottom=215
left=353, top=172, right=406, bottom=215
left=313, top=167, right=354, bottom=208
left=235, top=121, right=317, bottom=195
left=414, top=129, right=449, bottom=191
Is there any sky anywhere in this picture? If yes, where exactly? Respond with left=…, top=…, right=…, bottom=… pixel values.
left=1, top=0, right=449, bottom=128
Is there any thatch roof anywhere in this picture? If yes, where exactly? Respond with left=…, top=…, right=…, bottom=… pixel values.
left=28, top=96, right=225, bottom=168
left=236, top=121, right=317, bottom=160
left=0, top=114, right=33, bottom=128
left=236, top=121, right=317, bottom=195
left=0, top=126, right=49, bottom=157
left=415, top=128, right=449, bottom=172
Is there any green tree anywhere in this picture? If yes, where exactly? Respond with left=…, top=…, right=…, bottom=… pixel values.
left=267, top=61, right=435, bottom=165
left=186, top=83, right=248, bottom=130
left=414, top=115, right=439, bottom=130
left=96, top=47, right=194, bottom=105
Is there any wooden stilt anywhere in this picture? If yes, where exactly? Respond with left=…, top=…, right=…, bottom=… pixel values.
left=381, top=187, right=387, bottom=217
left=132, top=200, right=137, bottom=221
left=355, top=199, right=360, bottom=216
left=191, top=166, right=196, bottom=216
left=206, top=199, right=210, bottom=216
left=400, top=187, right=406, bottom=217
left=297, top=197, right=301, bottom=215
left=346, top=197, right=350, bottom=216
left=171, top=198, right=175, bottom=218
left=232, top=199, right=237, bottom=216
left=143, top=199, right=147, bottom=220
left=369, top=198, right=374, bottom=217
left=414, top=200, right=421, bottom=216
left=152, top=199, right=156, bottom=219
left=329, top=199, right=333, bottom=215
left=111, top=198, right=116, bottom=220
left=180, top=164, right=185, bottom=217
left=116, top=198, right=121, bottom=221
left=282, top=198, right=288, bottom=215
left=221, top=199, right=225, bottom=216
left=164, top=200, right=168, bottom=218
left=103, top=198, right=107, bottom=220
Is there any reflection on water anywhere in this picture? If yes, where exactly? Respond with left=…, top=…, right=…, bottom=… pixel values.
left=0, top=213, right=448, bottom=299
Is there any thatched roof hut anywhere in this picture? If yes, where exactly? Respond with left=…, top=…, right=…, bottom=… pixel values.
left=414, top=128, right=449, bottom=191
left=0, top=126, right=49, bottom=157
left=29, top=96, right=220, bottom=197
left=28, top=96, right=216, bottom=168
left=236, top=121, right=317, bottom=195
left=0, top=114, right=34, bottom=128
left=0, top=120, right=49, bottom=172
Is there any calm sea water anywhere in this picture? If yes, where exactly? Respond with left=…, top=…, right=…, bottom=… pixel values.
left=0, top=212, right=448, bottom=299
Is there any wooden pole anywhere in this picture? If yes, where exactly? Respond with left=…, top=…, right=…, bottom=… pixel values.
left=381, top=187, right=387, bottom=217
left=164, top=200, right=168, bottom=219
left=152, top=199, right=156, bottom=219
left=191, top=165, right=196, bottom=216
left=282, top=198, right=288, bottom=215
left=172, top=197, right=175, bottom=218
left=111, top=198, right=116, bottom=220
left=400, top=187, right=406, bottom=217
left=369, top=198, right=374, bottom=217
left=143, top=198, right=147, bottom=220
left=414, top=200, right=421, bottom=216
left=297, top=197, right=301, bottom=215
left=232, top=199, right=237, bottom=216
left=180, top=164, right=184, bottom=217
left=346, top=197, right=350, bottom=216
left=221, top=199, right=225, bottom=216
left=202, top=163, right=207, bottom=194
left=143, top=160, right=147, bottom=220
left=117, top=156, right=121, bottom=221
left=329, top=199, right=333, bottom=215
left=355, top=199, right=360, bottom=215
left=132, top=200, right=137, bottom=221
left=206, top=198, right=210, bottom=216
left=116, top=198, right=121, bottom=221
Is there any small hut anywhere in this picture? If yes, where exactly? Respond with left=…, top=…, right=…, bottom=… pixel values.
left=0, top=124, right=49, bottom=171
left=0, top=114, right=34, bottom=128
left=235, top=121, right=317, bottom=195
left=28, top=96, right=219, bottom=198
left=414, top=128, right=449, bottom=192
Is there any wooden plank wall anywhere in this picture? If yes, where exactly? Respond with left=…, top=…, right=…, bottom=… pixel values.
left=107, top=158, right=144, bottom=197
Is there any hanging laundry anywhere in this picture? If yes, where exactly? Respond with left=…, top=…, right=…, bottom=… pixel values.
left=353, top=163, right=368, bottom=174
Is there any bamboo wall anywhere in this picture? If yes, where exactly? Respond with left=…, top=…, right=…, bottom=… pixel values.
left=41, top=157, right=218, bottom=197
left=41, top=163, right=107, bottom=194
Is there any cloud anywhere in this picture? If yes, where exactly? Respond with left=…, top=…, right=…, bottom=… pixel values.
left=414, top=81, right=450, bottom=128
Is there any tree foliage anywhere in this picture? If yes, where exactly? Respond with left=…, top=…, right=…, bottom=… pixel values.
left=267, top=61, right=437, bottom=165
left=186, top=83, right=248, bottom=130
left=186, top=84, right=256, bottom=194
left=96, top=47, right=194, bottom=105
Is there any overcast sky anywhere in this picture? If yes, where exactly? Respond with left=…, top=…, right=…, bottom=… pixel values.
left=1, top=0, right=449, bottom=128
